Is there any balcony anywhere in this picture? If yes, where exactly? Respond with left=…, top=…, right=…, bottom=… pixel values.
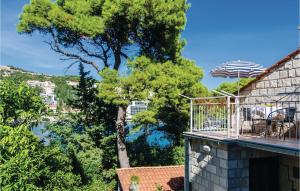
left=187, top=94, right=300, bottom=156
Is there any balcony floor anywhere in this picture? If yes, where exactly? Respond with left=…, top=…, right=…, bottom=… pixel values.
left=185, top=130, right=300, bottom=157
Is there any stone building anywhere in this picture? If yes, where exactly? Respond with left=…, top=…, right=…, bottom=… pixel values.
left=184, top=49, right=300, bottom=191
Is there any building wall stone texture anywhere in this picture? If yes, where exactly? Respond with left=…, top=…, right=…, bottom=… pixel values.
left=240, top=53, right=300, bottom=131
left=185, top=51, right=300, bottom=191
left=186, top=137, right=299, bottom=191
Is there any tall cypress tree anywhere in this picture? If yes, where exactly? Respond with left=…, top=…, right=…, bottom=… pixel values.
left=70, top=63, right=97, bottom=126
left=69, top=63, right=117, bottom=131
left=69, top=63, right=98, bottom=127
left=68, top=64, right=118, bottom=183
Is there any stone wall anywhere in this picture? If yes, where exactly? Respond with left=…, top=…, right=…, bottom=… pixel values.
left=240, top=53, right=300, bottom=97
left=240, top=53, right=300, bottom=119
left=184, top=52, right=300, bottom=191
left=188, top=138, right=235, bottom=191
left=278, top=156, right=300, bottom=191
left=185, top=137, right=299, bottom=191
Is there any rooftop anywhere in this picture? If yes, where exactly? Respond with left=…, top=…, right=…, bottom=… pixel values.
left=239, top=48, right=300, bottom=93
left=117, top=165, right=184, bottom=191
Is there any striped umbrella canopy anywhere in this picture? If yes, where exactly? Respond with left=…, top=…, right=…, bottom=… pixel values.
left=211, top=60, right=266, bottom=95
left=211, top=60, right=265, bottom=78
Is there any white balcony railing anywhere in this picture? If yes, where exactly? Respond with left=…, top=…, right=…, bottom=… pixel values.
left=190, top=94, right=300, bottom=141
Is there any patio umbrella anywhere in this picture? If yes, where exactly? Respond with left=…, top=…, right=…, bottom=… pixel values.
left=211, top=60, right=266, bottom=96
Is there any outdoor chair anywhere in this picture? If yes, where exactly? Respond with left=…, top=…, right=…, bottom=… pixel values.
left=240, top=108, right=252, bottom=134
left=261, top=107, right=297, bottom=140
left=241, top=107, right=267, bottom=135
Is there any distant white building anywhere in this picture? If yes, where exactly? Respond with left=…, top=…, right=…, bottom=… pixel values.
left=27, top=80, right=55, bottom=95
left=66, top=81, right=79, bottom=87
left=0, top=66, right=14, bottom=76
left=0, top=66, right=11, bottom=71
left=27, top=80, right=57, bottom=111
left=126, top=101, right=148, bottom=121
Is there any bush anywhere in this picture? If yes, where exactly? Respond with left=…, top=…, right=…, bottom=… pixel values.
left=0, top=125, right=80, bottom=190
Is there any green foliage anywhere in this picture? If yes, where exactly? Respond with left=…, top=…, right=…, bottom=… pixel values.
left=130, top=175, right=140, bottom=184
left=17, top=0, right=198, bottom=169
left=0, top=125, right=46, bottom=190
left=99, top=56, right=208, bottom=145
left=58, top=64, right=118, bottom=187
left=155, top=183, right=164, bottom=191
left=170, top=146, right=184, bottom=165
left=47, top=121, right=117, bottom=189
left=214, top=78, right=254, bottom=95
left=81, top=178, right=113, bottom=191
left=0, top=71, right=79, bottom=110
left=52, top=77, right=77, bottom=108
left=0, top=73, right=116, bottom=190
left=18, top=0, right=189, bottom=62
left=69, top=64, right=97, bottom=112
left=16, top=0, right=208, bottom=177
left=0, top=79, right=45, bottom=126
left=0, top=125, right=81, bottom=190
left=0, top=105, right=116, bottom=190
left=0, top=70, right=79, bottom=84
left=128, top=134, right=184, bottom=166
left=68, top=63, right=116, bottom=127
left=100, top=56, right=207, bottom=108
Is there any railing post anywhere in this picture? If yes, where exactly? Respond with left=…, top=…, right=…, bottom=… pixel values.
left=235, top=96, right=240, bottom=138
left=227, top=96, right=231, bottom=137
left=190, top=99, right=193, bottom=132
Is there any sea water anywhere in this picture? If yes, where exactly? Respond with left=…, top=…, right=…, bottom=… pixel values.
left=32, top=122, right=171, bottom=147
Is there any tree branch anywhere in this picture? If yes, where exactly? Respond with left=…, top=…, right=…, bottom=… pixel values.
left=92, top=39, right=111, bottom=68
left=120, top=51, right=128, bottom=59
left=78, top=41, right=103, bottom=59
left=48, top=29, right=101, bottom=73
left=64, top=61, right=80, bottom=74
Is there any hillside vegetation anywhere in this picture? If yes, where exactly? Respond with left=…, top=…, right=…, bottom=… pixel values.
left=0, top=67, right=79, bottom=106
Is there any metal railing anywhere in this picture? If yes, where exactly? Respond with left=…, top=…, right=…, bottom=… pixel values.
left=190, top=95, right=300, bottom=141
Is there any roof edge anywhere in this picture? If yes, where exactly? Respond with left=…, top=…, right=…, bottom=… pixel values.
left=117, top=165, right=184, bottom=171
left=239, top=48, right=300, bottom=93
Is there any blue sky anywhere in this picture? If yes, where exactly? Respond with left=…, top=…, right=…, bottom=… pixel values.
left=1, top=0, right=299, bottom=89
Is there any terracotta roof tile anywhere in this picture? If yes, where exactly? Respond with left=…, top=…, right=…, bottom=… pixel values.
left=117, top=165, right=184, bottom=191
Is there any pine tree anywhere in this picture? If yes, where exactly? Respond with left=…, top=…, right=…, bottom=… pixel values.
left=18, top=0, right=191, bottom=168
left=69, top=63, right=117, bottom=131
left=69, top=63, right=98, bottom=126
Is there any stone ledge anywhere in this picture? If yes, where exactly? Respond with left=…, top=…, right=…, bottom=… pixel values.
left=183, top=132, right=236, bottom=145
left=184, top=132, right=300, bottom=157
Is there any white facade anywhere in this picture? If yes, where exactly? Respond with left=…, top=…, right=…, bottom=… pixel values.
left=126, top=101, right=148, bottom=121
left=66, top=81, right=79, bottom=87
left=27, top=80, right=55, bottom=95
left=27, top=80, right=57, bottom=111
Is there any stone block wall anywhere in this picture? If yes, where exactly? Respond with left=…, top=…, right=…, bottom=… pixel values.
left=279, top=156, right=300, bottom=191
left=241, top=54, right=300, bottom=97
left=240, top=53, right=300, bottom=119
left=187, top=138, right=252, bottom=191
left=188, top=138, right=233, bottom=191
left=185, top=137, right=298, bottom=191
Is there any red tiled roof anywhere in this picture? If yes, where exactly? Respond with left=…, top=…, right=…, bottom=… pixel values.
left=117, top=165, right=184, bottom=191
left=239, top=48, right=300, bottom=93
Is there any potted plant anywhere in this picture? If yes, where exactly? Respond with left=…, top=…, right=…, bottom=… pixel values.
left=129, top=175, right=140, bottom=191
left=155, top=183, right=164, bottom=191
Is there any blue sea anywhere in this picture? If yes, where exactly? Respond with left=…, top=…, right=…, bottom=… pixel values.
left=32, top=122, right=170, bottom=147
left=31, top=123, right=50, bottom=145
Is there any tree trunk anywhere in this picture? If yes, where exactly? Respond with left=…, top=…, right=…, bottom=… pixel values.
left=116, top=105, right=130, bottom=168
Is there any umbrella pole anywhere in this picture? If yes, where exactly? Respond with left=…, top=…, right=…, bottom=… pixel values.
left=236, top=70, right=240, bottom=137
left=237, top=70, right=240, bottom=96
